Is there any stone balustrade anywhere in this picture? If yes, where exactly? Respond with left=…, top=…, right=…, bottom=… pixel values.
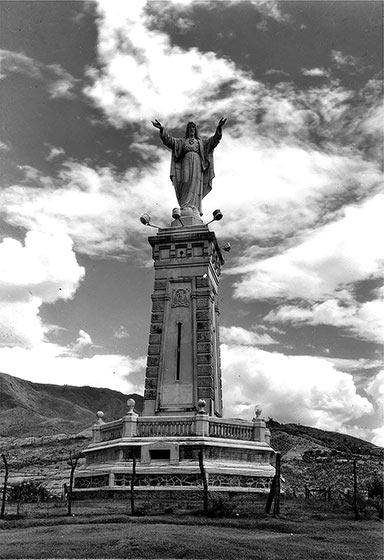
left=137, top=417, right=195, bottom=437
left=98, top=419, right=124, bottom=442
left=209, top=418, right=255, bottom=441
left=91, top=410, right=267, bottom=444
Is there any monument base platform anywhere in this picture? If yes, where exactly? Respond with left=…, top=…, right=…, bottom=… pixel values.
left=74, top=409, right=275, bottom=513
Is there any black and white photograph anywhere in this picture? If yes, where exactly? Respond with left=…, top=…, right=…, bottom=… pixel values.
left=0, top=1, right=382, bottom=558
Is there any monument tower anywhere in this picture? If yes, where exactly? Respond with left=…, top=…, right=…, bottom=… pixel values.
left=143, top=223, right=224, bottom=418
left=74, top=118, right=275, bottom=511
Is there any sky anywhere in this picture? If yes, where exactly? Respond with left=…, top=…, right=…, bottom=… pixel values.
left=0, top=0, right=383, bottom=445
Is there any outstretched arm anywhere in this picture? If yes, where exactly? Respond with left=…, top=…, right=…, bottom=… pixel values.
left=151, top=119, right=163, bottom=132
left=205, top=117, right=227, bottom=151
left=151, top=119, right=175, bottom=149
left=215, top=117, right=227, bottom=135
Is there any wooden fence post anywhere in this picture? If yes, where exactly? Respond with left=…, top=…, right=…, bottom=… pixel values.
left=130, top=455, right=136, bottom=516
left=1, top=454, right=9, bottom=519
left=67, top=452, right=79, bottom=516
left=198, top=449, right=208, bottom=514
left=273, top=452, right=281, bottom=517
left=353, top=458, right=359, bottom=520
left=265, top=475, right=276, bottom=514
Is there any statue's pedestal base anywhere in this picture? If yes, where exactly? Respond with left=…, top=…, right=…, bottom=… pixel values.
left=171, top=206, right=204, bottom=227
left=74, top=413, right=275, bottom=512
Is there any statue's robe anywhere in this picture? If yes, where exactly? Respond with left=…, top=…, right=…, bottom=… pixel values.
left=160, top=128, right=222, bottom=214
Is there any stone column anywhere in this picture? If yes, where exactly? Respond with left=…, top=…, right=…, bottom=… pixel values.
left=92, top=411, right=105, bottom=443
left=195, top=399, right=210, bottom=436
left=122, top=399, right=138, bottom=437
left=252, top=406, right=266, bottom=442
left=252, top=419, right=266, bottom=442
left=265, top=428, right=271, bottom=446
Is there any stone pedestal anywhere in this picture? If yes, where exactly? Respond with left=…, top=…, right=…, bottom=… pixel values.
left=75, top=411, right=275, bottom=498
left=143, top=224, right=223, bottom=418
left=75, top=224, right=276, bottom=511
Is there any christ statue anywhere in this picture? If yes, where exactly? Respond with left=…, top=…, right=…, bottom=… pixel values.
left=152, top=118, right=226, bottom=217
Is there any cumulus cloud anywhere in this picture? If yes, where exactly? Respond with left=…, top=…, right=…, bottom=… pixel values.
left=0, top=49, right=77, bottom=99
left=0, top=141, right=10, bottom=152
left=0, top=229, right=145, bottom=393
left=266, top=298, right=384, bottom=343
left=84, top=2, right=292, bottom=131
left=370, top=427, right=384, bottom=447
left=45, top=145, right=66, bottom=162
left=71, top=329, right=94, bottom=354
left=220, top=340, right=381, bottom=441
left=0, top=344, right=145, bottom=395
left=325, top=357, right=383, bottom=375
left=74, top=0, right=382, bottom=269
left=0, top=49, right=42, bottom=79
left=265, top=68, right=290, bottom=78
left=84, top=3, right=381, bottom=156
left=229, top=194, right=384, bottom=302
left=114, top=325, right=130, bottom=339
left=361, top=102, right=384, bottom=137
left=207, top=136, right=381, bottom=242
left=0, top=300, right=45, bottom=349
left=0, top=160, right=175, bottom=258
left=220, top=326, right=277, bottom=346
left=85, top=1, right=242, bottom=126
left=0, top=231, right=85, bottom=303
left=46, top=64, right=78, bottom=99
left=301, top=67, right=330, bottom=78
left=331, top=49, right=367, bottom=74
left=0, top=231, right=85, bottom=348
left=2, top=1, right=380, bottom=266
left=367, top=370, right=384, bottom=416
left=147, top=0, right=290, bottom=33
left=2, top=114, right=381, bottom=265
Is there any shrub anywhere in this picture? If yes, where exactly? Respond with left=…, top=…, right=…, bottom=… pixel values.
left=207, top=495, right=236, bottom=518
left=9, top=481, right=50, bottom=517
left=367, top=475, right=383, bottom=500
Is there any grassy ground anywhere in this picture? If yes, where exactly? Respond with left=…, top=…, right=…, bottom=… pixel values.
left=0, top=499, right=382, bottom=559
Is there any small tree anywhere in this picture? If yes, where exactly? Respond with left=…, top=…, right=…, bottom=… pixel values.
left=67, top=451, right=81, bottom=516
left=367, top=475, right=383, bottom=519
left=9, top=483, right=24, bottom=518
left=8, top=481, right=49, bottom=518
left=1, top=454, right=9, bottom=519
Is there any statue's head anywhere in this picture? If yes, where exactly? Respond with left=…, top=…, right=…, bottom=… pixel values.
left=185, top=121, right=199, bottom=139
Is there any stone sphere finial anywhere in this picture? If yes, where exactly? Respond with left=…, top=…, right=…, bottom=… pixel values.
left=95, top=410, right=105, bottom=425
left=197, top=399, right=206, bottom=413
left=254, top=405, right=262, bottom=419
left=127, top=398, right=135, bottom=413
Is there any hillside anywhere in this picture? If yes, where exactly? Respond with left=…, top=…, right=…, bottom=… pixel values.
left=266, top=419, right=383, bottom=497
left=0, top=372, right=382, bottom=497
left=0, top=371, right=143, bottom=437
left=268, top=419, right=382, bottom=458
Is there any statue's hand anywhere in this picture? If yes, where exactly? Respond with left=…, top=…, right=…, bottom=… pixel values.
left=217, top=117, right=227, bottom=129
left=152, top=119, right=163, bottom=130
